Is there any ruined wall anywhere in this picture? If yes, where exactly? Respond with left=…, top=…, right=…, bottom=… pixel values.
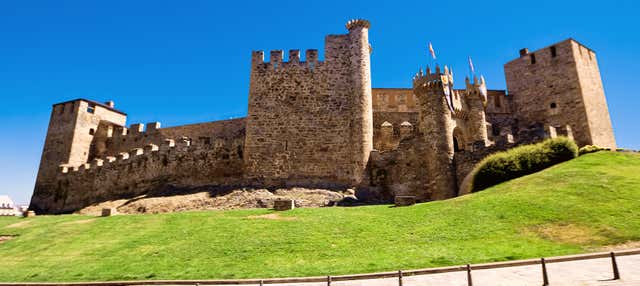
left=504, top=39, right=616, bottom=148
left=244, top=20, right=373, bottom=187
left=367, top=137, right=429, bottom=201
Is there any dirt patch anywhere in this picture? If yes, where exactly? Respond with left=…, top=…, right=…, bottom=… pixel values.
left=599, top=241, right=640, bottom=252
left=247, top=213, right=297, bottom=221
left=5, top=220, right=31, bottom=228
left=61, top=218, right=96, bottom=225
left=524, top=223, right=608, bottom=245
left=77, top=188, right=348, bottom=215
left=0, top=235, right=16, bottom=243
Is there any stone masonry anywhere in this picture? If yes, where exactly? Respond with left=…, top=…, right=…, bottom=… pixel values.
left=29, top=20, right=617, bottom=214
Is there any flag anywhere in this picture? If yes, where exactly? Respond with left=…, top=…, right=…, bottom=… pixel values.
left=429, top=42, right=436, bottom=60
left=468, top=56, right=475, bottom=74
left=479, top=75, right=488, bottom=102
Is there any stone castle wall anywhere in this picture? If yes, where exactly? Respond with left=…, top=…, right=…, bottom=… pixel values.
left=91, top=118, right=245, bottom=159
left=42, top=138, right=244, bottom=213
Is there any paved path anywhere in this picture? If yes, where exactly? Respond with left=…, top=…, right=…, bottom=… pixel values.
left=189, top=254, right=640, bottom=286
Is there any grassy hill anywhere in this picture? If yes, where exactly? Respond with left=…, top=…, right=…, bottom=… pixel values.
left=1, top=151, right=639, bottom=282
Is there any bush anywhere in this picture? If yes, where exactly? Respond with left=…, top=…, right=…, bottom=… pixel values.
left=471, top=137, right=578, bottom=192
left=579, top=145, right=605, bottom=155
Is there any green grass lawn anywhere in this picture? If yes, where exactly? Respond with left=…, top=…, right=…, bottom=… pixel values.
left=1, top=151, right=639, bottom=282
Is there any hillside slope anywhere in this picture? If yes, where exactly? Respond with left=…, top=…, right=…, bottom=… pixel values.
left=1, top=151, right=639, bottom=282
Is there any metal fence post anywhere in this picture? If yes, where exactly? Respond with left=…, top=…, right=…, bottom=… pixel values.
left=259, top=279, right=264, bottom=286
left=398, top=270, right=403, bottom=286
left=610, top=252, right=620, bottom=280
left=327, top=275, right=332, bottom=286
left=467, top=264, right=473, bottom=286
left=541, top=258, right=549, bottom=286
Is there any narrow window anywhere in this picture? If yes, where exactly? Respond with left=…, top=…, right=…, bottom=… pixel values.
left=530, top=53, right=536, bottom=64
left=59, top=104, right=65, bottom=114
left=550, top=46, right=557, bottom=58
left=89, top=128, right=95, bottom=135
left=87, top=103, right=96, bottom=114
left=453, top=137, right=461, bottom=152
left=550, top=102, right=557, bottom=109
left=495, top=95, right=502, bottom=108
left=284, top=141, right=288, bottom=151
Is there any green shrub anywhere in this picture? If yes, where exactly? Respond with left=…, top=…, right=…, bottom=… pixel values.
left=579, top=145, right=605, bottom=155
left=471, top=137, right=578, bottom=192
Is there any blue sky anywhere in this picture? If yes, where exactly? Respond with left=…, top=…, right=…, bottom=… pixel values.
left=0, top=0, right=638, bottom=204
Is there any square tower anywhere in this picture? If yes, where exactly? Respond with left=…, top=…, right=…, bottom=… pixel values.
left=504, top=39, right=616, bottom=148
left=31, top=99, right=126, bottom=212
left=244, top=20, right=373, bottom=187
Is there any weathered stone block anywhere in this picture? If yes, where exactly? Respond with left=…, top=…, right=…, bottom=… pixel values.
left=101, top=208, right=117, bottom=217
left=394, top=196, right=416, bottom=207
left=273, top=199, right=295, bottom=211
left=24, top=210, right=36, bottom=217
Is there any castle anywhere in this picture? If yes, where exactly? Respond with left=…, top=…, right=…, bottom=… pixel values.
left=30, top=19, right=616, bottom=214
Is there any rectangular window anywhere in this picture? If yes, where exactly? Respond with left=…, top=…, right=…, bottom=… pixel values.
left=495, top=95, right=502, bottom=108
left=87, top=104, right=96, bottom=114
left=530, top=53, right=536, bottom=64
left=550, top=46, right=557, bottom=58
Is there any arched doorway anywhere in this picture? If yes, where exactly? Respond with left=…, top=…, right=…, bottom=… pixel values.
left=452, top=127, right=465, bottom=152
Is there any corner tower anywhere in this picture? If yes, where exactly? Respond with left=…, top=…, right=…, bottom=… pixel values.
left=31, top=99, right=126, bottom=213
left=412, top=66, right=458, bottom=199
left=504, top=39, right=616, bottom=148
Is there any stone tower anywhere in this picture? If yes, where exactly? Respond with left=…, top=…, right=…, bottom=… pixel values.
left=462, top=75, right=490, bottom=147
left=30, top=99, right=126, bottom=212
left=244, top=19, right=373, bottom=187
left=412, top=66, right=458, bottom=199
left=504, top=39, right=616, bottom=148
left=346, top=19, right=374, bottom=184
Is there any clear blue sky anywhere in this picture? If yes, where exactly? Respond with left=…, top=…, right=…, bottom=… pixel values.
left=1, top=0, right=638, bottom=204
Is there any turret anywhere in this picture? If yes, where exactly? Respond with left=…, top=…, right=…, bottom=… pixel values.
left=412, top=65, right=457, bottom=199
left=346, top=19, right=374, bottom=183
left=463, top=75, right=490, bottom=147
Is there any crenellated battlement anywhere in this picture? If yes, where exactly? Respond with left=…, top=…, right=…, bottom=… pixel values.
left=60, top=138, right=183, bottom=175
left=345, top=19, right=370, bottom=30
left=251, top=49, right=322, bottom=70
left=412, top=65, right=454, bottom=90
left=112, top=122, right=162, bottom=139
